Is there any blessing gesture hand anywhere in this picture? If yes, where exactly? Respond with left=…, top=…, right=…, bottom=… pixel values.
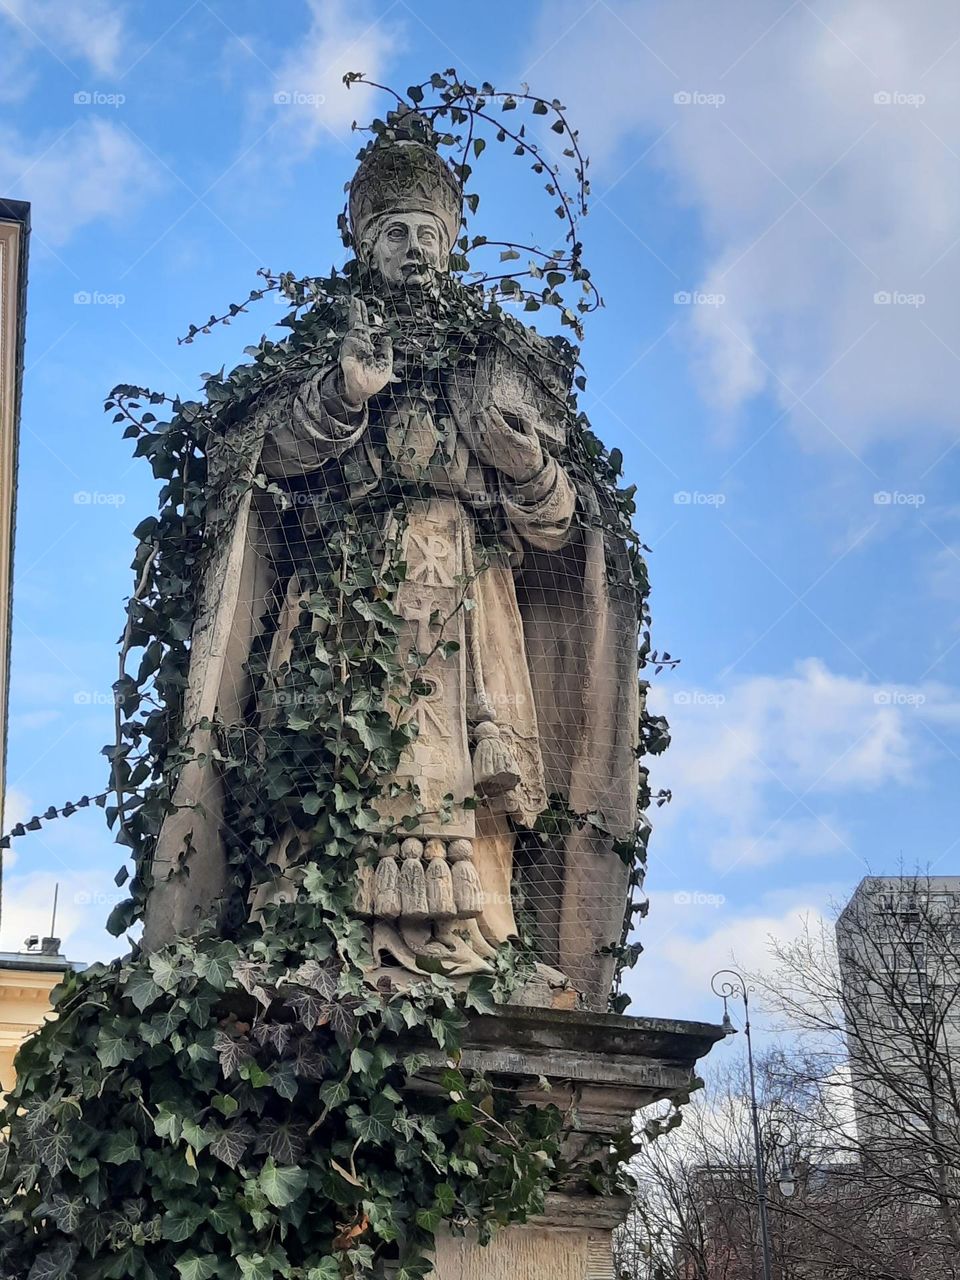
left=474, top=404, right=545, bottom=483
left=339, top=297, right=393, bottom=408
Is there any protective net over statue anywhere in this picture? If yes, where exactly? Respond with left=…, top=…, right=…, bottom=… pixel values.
left=140, top=108, right=651, bottom=1011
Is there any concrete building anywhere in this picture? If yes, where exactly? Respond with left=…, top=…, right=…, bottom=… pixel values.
left=836, top=875, right=960, bottom=1147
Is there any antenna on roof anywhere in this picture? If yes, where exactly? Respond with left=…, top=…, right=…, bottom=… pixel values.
left=39, top=883, right=61, bottom=957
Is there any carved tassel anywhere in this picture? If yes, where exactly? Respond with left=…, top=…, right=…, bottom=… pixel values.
left=424, top=839, right=456, bottom=919
left=448, top=839, right=483, bottom=918
left=399, top=838, right=428, bottom=921
left=373, top=843, right=401, bottom=919
left=355, top=862, right=375, bottom=917
left=472, top=716, right=520, bottom=797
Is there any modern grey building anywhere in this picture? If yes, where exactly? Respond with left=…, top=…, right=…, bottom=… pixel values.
left=836, top=875, right=960, bottom=1149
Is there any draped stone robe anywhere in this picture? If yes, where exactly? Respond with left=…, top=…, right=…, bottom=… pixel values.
left=142, top=329, right=640, bottom=1009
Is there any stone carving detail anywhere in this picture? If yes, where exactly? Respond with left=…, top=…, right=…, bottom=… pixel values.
left=143, top=121, right=640, bottom=1010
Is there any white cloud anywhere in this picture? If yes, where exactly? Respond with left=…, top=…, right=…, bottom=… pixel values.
left=528, top=0, right=960, bottom=450
left=649, top=658, right=959, bottom=870
left=262, top=0, right=401, bottom=153
left=0, top=868, right=118, bottom=961
left=625, top=887, right=832, bottom=1022
left=0, top=118, right=159, bottom=244
left=1, top=0, right=127, bottom=76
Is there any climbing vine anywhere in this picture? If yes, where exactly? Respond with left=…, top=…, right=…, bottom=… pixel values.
left=0, top=72, right=670, bottom=1280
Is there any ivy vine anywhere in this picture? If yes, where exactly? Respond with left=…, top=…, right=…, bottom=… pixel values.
left=0, top=71, right=671, bottom=1280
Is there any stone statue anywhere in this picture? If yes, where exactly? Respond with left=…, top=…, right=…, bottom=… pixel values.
left=143, top=120, right=640, bottom=1009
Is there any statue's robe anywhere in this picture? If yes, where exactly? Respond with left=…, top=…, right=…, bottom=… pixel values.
left=142, top=334, right=639, bottom=1008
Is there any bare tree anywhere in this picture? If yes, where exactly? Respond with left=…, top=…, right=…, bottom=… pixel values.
left=618, top=877, right=960, bottom=1280
left=760, top=877, right=960, bottom=1261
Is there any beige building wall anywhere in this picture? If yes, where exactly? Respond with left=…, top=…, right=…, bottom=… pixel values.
left=0, top=959, right=68, bottom=1094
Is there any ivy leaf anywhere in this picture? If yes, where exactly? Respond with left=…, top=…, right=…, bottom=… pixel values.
left=195, top=945, right=234, bottom=991
left=213, top=1030, right=252, bottom=1077
left=318, top=1077, right=350, bottom=1109
left=287, top=990, right=328, bottom=1032
left=415, top=1206, right=442, bottom=1233
left=27, top=1245, right=78, bottom=1280
left=347, top=1093, right=395, bottom=1146
left=253, top=1118, right=308, bottom=1165
left=153, top=1105, right=182, bottom=1142
left=149, top=952, right=180, bottom=992
left=175, top=1255, right=221, bottom=1280
left=46, top=1193, right=85, bottom=1234
left=292, top=1039, right=328, bottom=1081
left=208, top=1120, right=255, bottom=1170
left=101, top=1129, right=139, bottom=1165
left=238, top=1251, right=288, bottom=1280
left=35, top=1129, right=71, bottom=1178
left=306, top=1261, right=341, bottom=1280
left=96, top=1026, right=135, bottom=1069
left=258, top=1157, right=308, bottom=1208
left=162, top=1202, right=208, bottom=1242
left=124, top=967, right=163, bottom=1012
left=289, top=959, right=337, bottom=997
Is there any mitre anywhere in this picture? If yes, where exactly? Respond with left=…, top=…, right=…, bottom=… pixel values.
left=348, top=117, right=462, bottom=257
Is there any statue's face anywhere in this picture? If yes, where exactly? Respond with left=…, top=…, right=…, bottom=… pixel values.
left=367, top=212, right=448, bottom=288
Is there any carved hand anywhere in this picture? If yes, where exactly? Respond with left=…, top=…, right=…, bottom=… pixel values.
left=339, top=296, right=393, bottom=409
left=474, top=405, right=545, bottom=483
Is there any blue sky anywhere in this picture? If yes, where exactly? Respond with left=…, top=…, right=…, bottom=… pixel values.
left=3, top=0, right=960, bottom=1027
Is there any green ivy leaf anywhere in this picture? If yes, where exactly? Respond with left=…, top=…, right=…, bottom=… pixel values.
left=101, top=1130, right=140, bottom=1165
left=45, top=1192, right=84, bottom=1234
left=258, top=1158, right=308, bottom=1208
left=347, top=1093, right=395, bottom=1146
left=194, top=945, right=234, bottom=991
left=162, top=1202, right=208, bottom=1242
left=175, top=1255, right=221, bottom=1280
left=26, top=1244, right=77, bottom=1280
left=97, top=1027, right=135, bottom=1071
left=124, top=967, right=163, bottom=1013
left=237, top=1250, right=288, bottom=1280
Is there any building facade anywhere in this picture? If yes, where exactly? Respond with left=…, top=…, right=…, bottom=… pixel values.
left=836, top=875, right=960, bottom=1148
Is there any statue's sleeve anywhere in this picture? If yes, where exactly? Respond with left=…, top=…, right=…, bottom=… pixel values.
left=260, top=368, right=368, bottom=477
left=501, top=455, right=576, bottom=550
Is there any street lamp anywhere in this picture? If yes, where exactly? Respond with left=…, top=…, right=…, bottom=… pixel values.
left=777, top=1161, right=796, bottom=1199
left=763, top=1121, right=798, bottom=1200
left=712, top=968, right=774, bottom=1280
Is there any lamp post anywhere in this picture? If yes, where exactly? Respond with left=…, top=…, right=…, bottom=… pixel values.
left=711, top=968, right=774, bottom=1280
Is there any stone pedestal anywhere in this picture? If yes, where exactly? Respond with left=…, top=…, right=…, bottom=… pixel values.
left=406, top=1005, right=724, bottom=1279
